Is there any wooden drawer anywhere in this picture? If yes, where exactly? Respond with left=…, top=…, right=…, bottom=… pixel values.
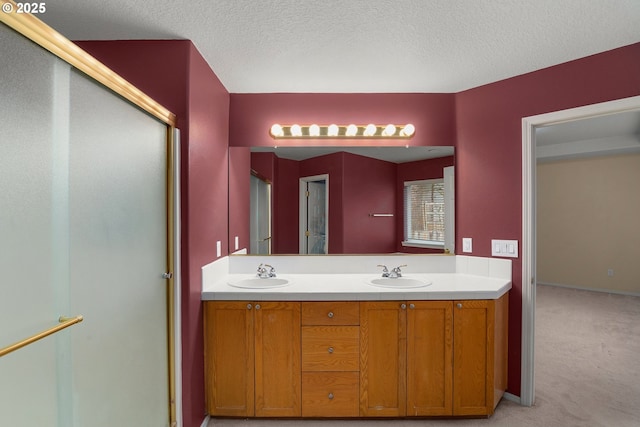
left=302, top=302, right=359, bottom=325
left=302, top=326, right=359, bottom=371
left=302, top=372, right=359, bottom=417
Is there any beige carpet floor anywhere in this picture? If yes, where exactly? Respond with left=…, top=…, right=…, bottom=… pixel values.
left=207, top=284, right=640, bottom=427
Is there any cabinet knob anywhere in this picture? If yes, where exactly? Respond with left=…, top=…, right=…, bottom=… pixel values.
left=327, top=311, right=334, bottom=318
left=328, top=347, right=334, bottom=354
left=400, top=303, right=407, bottom=310
left=328, top=393, right=334, bottom=400
left=246, top=304, right=252, bottom=310
left=255, top=304, right=261, bottom=310
left=409, top=303, right=415, bottom=310
left=457, top=303, right=463, bottom=309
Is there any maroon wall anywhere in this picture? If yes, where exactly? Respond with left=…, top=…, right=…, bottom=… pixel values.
left=230, top=93, right=456, bottom=148
left=273, top=157, right=300, bottom=254
left=76, top=40, right=230, bottom=427
left=342, top=153, right=397, bottom=253
left=396, top=156, right=455, bottom=253
left=455, top=42, right=640, bottom=395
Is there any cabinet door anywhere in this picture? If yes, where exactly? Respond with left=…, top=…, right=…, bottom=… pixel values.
left=255, top=302, right=301, bottom=417
left=359, top=302, right=407, bottom=417
left=407, top=301, right=453, bottom=416
left=204, top=301, right=255, bottom=416
left=453, top=299, right=495, bottom=416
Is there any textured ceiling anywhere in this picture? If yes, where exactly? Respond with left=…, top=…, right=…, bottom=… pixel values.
left=37, top=0, right=640, bottom=93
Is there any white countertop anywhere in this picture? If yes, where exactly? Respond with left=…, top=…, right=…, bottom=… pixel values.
left=201, top=273, right=511, bottom=301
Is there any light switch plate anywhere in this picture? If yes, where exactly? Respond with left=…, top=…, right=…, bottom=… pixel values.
left=462, top=238, right=473, bottom=253
left=491, top=239, right=518, bottom=258
left=216, top=240, right=221, bottom=258
left=235, top=236, right=239, bottom=251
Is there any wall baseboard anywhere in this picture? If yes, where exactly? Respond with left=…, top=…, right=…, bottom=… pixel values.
left=200, top=415, right=210, bottom=427
left=503, top=391, right=521, bottom=405
left=538, top=281, right=640, bottom=298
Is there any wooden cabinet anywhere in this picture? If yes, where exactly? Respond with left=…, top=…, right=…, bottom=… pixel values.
left=360, top=301, right=454, bottom=417
left=301, top=302, right=360, bottom=417
left=407, top=301, right=453, bottom=416
left=204, top=301, right=301, bottom=417
left=360, top=294, right=508, bottom=417
left=453, top=294, right=509, bottom=416
left=204, top=293, right=508, bottom=419
left=255, top=302, right=301, bottom=417
left=204, top=301, right=254, bottom=417
left=359, top=301, right=407, bottom=417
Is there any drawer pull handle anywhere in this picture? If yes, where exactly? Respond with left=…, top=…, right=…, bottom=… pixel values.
left=247, top=304, right=252, bottom=310
left=328, top=393, right=334, bottom=400
left=328, top=347, right=334, bottom=354
left=400, top=303, right=407, bottom=310
left=255, top=304, right=261, bottom=310
left=327, top=311, right=334, bottom=318
left=457, top=303, right=462, bottom=309
left=409, top=303, right=415, bottom=309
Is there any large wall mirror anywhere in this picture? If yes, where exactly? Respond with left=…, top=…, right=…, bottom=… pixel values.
left=228, top=145, right=455, bottom=256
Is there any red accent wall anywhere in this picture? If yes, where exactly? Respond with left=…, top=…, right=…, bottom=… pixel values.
left=229, top=93, right=456, bottom=148
left=396, top=156, right=455, bottom=253
left=455, top=42, right=640, bottom=395
left=342, top=153, right=397, bottom=253
left=76, top=40, right=230, bottom=427
left=273, top=157, right=300, bottom=254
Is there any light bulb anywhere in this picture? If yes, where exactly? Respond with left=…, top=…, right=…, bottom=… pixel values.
left=364, top=124, right=376, bottom=136
left=382, top=124, right=396, bottom=136
left=400, top=124, right=415, bottom=137
left=309, top=124, right=320, bottom=136
left=346, top=124, right=358, bottom=136
left=290, top=124, right=302, bottom=137
left=270, top=124, right=284, bottom=137
left=327, top=124, right=339, bottom=136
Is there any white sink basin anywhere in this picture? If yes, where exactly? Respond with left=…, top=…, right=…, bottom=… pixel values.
left=228, top=277, right=290, bottom=289
left=366, top=277, right=431, bottom=288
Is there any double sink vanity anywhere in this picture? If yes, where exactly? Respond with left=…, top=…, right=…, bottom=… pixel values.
left=202, top=254, right=511, bottom=419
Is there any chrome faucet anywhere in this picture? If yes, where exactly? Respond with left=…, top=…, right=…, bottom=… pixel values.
left=377, top=264, right=390, bottom=277
left=256, top=263, right=276, bottom=279
left=389, top=264, right=407, bottom=278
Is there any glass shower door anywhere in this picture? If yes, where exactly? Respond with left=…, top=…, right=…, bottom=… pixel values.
left=1, top=22, right=170, bottom=427
left=0, top=25, right=66, bottom=426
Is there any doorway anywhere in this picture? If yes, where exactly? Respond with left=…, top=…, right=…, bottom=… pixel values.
left=250, top=174, right=272, bottom=254
left=521, top=95, right=640, bottom=406
left=299, top=174, right=329, bottom=254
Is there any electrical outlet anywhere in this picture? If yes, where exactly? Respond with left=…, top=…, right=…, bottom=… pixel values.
left=462, top=238, right=472, bottom=253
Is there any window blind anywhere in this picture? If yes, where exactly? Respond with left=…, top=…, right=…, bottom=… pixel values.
left=404, top=179, right=445, bottom=244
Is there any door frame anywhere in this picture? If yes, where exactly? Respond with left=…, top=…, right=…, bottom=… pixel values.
left=299, top=174, right=329, bottom=254
left=520, top=94, right=640, bottom=407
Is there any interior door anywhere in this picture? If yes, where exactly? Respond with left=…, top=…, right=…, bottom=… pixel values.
left=306, top=180, right=327, bottom=254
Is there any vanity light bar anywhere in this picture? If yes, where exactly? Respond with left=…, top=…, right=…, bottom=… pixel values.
left=269, top=123, right=416, bottom=139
